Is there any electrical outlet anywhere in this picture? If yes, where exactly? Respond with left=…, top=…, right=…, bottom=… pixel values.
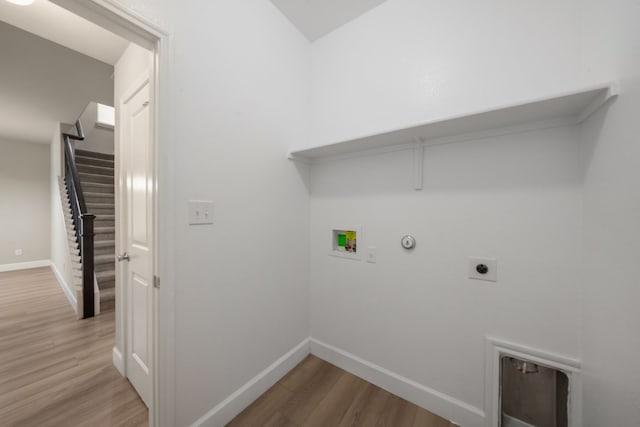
left=188, top=200, right=214, bottom=225
left=15, top=249, right=22, bottom=256
left=468, top=257, right=497, bottom=282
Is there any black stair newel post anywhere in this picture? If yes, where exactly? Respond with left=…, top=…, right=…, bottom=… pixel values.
left=81, top=213, right=96, bottom=318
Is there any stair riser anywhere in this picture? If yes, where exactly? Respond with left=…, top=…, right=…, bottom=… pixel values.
left=95, top=246, right=114, bottom=256
left=75, top=149, right=114, bottom=161
left=87, top=207, right=114, bottom=215
left=100, top=300, right=115, bottom=312
left=81, top=183, right=114, bottom=194
left=75, top=156, right=114, bottom=168
left=95, top=232, right=115, bottom=241
left=79, top=173, right=113, bottom=184
left=95, top=263, right=115, bottom=273
left=85, top=196, right=114, bottom=205
left=98, top=278, right=115, bottom=289
left=77, top=164, right=113, bottom=176
left=100, top=292, right=116, bottom=304
left=95, top=219, right=116, bottom=228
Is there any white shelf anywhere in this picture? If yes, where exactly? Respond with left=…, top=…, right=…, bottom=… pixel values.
left=289, top=83, right=618, bottom=162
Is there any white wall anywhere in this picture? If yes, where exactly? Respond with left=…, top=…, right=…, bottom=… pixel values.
left=77, top=102, right=114, bottom=155
left=579, top=0, right=640, bottom=425
left=109, top=3, right=311, bottom=426
left=169, top=4, right=310, bottom=424
left=310, top=126, right=583, bottom=424
left=0, top=138, right=51, bottom=265
left=307, top=1, right=588, bottom=424
left=307, top=0, right=583, bottom=150
left=0, top=21, right=115, bottom=145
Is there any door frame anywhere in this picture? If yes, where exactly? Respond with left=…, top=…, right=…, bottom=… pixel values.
left=50, top=1, right=174, bottom=426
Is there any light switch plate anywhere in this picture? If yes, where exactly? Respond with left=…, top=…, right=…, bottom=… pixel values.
left=468, top=257, right=497, bottom=282
left=188, top=200, right=214, bottom=225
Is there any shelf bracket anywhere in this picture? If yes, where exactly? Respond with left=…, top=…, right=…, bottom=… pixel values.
left=413, top=138, right=424, bottom=191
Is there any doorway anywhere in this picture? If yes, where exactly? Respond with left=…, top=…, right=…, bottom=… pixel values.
left=49, top=1, right=169, bottom=425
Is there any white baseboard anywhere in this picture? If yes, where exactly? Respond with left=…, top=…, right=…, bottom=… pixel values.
left=49, top=261, right=78, bottom=314
left=113, top=346, right=125, bottom=376
left=310, top=338, right=486, bottom=427
left=0, top=259, right=50, bottom=273
left=192, top=338, right=311, bottom=427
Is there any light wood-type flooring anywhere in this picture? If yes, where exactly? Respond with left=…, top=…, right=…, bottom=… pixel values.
left=227, top=355, right=455, bottom=427
left=0, top=267, right=147, bottom=427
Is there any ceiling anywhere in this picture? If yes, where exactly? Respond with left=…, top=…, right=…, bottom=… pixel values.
left=0, top=0, right=127, bottom=65
left=270, top=0, right=388, bottom=41
left=0, top=21, right=115, bottom=144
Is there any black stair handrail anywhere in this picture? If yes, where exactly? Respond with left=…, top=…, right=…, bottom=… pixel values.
left=63, top=120, right=95, bottom=319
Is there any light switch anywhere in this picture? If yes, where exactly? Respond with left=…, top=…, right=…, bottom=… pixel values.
left=188, top=200, right=214, bottom=225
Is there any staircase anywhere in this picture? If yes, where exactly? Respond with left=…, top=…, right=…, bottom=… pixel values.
left=75, top=149, right=116, bottom=312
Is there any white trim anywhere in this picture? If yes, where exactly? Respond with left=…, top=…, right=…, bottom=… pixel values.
left=50, top=0, right=167, bottom=50
left=152, top=32, right=175, bottom=427
left=94, top=275, right=101, bottom=315
left=576, top=82, right=619, bottom=123
left=310, top=338, right=485, bottom=427
left=192, top=338, right=311, bottom=427
left=113, top=346, right=125, bottom=376
left=0, top=260, right=50, bottom=272
left=485, top=337, right=581, bottom=427
left=50, top=260, right=78, bottom=314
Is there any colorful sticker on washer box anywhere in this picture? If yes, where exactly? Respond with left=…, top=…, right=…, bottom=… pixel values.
left=345, top=231, right=356, bottom=252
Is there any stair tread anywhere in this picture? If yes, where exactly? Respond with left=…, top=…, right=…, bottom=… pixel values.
left=95, top=215, right=115, bottom=220
left=95, top=227, right=115, bottom=234
left=75, top=149, right=114, bottom=161
left=79, top=173, right=114, bottom=183
left=85, top=192, right=114, bottom=198
left=94, top=240, right=115, bottom=248
left=77, top=164, right=114, bottom=175
left=75, top=156, right=114, bottom=167
left=87, top=202, right=114, bottom=207
left=95, top=254, right=114, bottom=263
left=80, top=181, right=114, bottom=188
left=96, top=270, right=115, bottom=280
left=100, top=287, right=115, bottom=301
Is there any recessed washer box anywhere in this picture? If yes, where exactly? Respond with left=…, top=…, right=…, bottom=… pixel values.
left=329, top=226, right=362, bottom=260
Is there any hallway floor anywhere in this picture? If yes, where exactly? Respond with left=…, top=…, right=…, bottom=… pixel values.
left=228, top=355, right=455, bottom=427
left=0, top=267, right=147, bottom=427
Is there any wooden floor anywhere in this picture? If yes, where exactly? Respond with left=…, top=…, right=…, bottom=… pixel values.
left=0, top=267, right=147, bottom=427
left=228, top=355, right=455, bottom=427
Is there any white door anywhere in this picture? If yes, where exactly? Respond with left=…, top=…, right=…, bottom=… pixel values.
left=121, top=77, right=153, bottom=407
